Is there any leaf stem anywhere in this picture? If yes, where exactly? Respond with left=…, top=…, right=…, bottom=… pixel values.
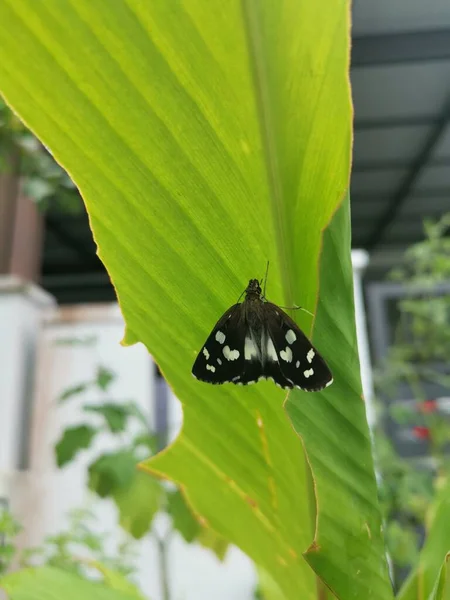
left=155, top=530, right=171, bottom=600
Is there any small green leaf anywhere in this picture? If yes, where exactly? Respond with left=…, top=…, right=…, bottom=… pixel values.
left=88, top=451, right=136, bottom=498
left=132, top=433, right=158, bottom=456
left=83, top=403, right=130, bottom=433
left=58, top=383, right=89, bottom=403
left=88, top=561, right=146, bottom=599
left=196, top=527, right=228, bottom=561
left=167, top=490, right=201, bottom=544
left=96, top=366, right=115, bottom=391
left=167, top=489, right=228, bottom=560
left=55, top=425, right=97, bottom=467
left=124, top=402, right=150, bottom=429
left=114, top=471, right=162, bottom=539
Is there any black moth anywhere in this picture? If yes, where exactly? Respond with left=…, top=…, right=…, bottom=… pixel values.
left=192, top=278, right=333, bottom=392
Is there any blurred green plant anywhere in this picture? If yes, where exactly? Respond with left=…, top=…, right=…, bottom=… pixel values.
left=21, top=506, right=138, bottom=580
left=374, top=213, right=450, bottom=585
left=0, top=504, right=139, bottom=588
left=1, top=564, right=146, bottom=600
left=0, top=97, right=82, bottom=213
left=0, top=507, right=21, bottom=575
left=54, top=362, right=228, bottom=600
left=0, top=361, right=228, bottom=600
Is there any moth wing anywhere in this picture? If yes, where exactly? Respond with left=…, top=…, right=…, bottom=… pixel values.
left=264, top=303, right=333, bottom=392
left=192, top=304, right=248, bottom=384
left=258, top=357, right=295, bottom=389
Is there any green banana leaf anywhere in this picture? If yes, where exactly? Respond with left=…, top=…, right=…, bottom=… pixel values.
left=0, top=1, right=392, bottom=598
left=428, top=554, right=450, bottom=600
left=397, top=479, right=450, bottom=600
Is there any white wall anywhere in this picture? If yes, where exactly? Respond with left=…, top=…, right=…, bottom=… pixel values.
left=0, top=277, right=54, bottom=476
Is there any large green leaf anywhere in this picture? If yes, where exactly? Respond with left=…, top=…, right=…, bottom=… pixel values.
left=286, top=198, right=392, bottom=598
left=429, top=554, right=450, bottom=600
left=0, top=566, right=144, bottom=600
left=0, top=1, right=391, bottom=598
left=397, top=479, right=450, bottom=600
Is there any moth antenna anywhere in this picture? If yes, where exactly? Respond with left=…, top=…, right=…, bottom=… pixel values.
left=297, top=306, right=314, bottom=318
left=262, top=261, right=270, bottom=296
left=278, top=304, right=315, bottom=318
left=235, top=289, right=246, bottom=304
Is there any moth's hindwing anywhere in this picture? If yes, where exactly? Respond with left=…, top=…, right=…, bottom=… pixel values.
left=192, top=304, right=249, bottom=384
left=264, top=303, right=333, bottom=392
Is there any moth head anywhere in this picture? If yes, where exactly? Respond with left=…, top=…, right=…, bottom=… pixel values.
left=245, top=279, right=262, bottom=296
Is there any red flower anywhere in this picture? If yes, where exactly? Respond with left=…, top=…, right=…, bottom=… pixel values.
left=413, top=426, right=430, bottom=440
left=420, top=400, right=437, bottom=414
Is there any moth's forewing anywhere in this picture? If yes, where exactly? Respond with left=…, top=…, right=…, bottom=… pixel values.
left=192, top=304, right=248, bottom=383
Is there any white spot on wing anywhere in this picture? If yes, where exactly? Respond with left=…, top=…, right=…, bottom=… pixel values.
left=325, top=378, right=333, bottom=388
left=280, top=346, right=293, bottom=362
left=295, top=360, right=300, bottom=368
left=244, top=337, right=258, bottom=360
left=217, top=358, right=222, bottom=365
left=223, top=346, right=240, bottom=361
left=285, top=329, right=297, bottom=344
left=215, top=330, right=226, bottom=344
left=266, top=338, right=278, bottom=361
left=303, top=368, right=314, bottom=378
left=206, top=364, right=216, bottom=373
left=307, top=349, right=315, bottom=363
left=202, top=347, right=210, bottom=360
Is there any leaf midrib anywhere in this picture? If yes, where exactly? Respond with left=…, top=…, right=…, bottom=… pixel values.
left=241, top=0, right=294, bottom=305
